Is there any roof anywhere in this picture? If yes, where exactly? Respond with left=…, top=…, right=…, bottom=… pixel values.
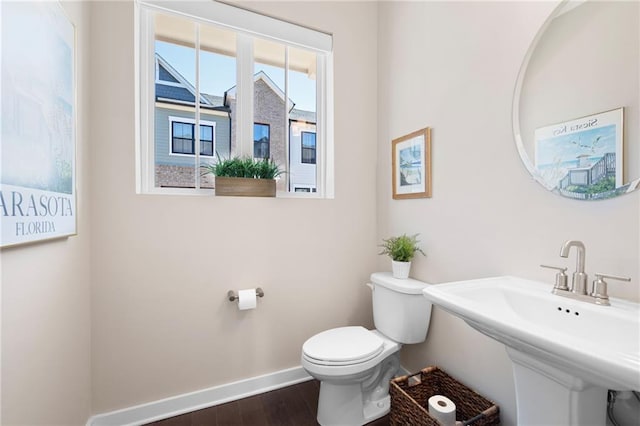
left=155, top=54, right=212, bottom=106
left=290, top=109, right=316, bottom=123
left=155, top=54, right=313, bottom=122
left=224, top=71, right=294, bottom=111
left=202, top=94, right=224, bottom=107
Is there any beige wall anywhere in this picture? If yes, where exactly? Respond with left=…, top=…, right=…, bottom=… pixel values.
left=4, top=1, right=639, bottom=424
left=377, top=2, right=640, bottom=425
left=0, top=1, right=92, bottom=424
left=90, top=1, right=378, bottom=413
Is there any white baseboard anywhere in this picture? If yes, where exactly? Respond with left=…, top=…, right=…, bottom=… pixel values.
left=87, top=366, right=312, bottom=426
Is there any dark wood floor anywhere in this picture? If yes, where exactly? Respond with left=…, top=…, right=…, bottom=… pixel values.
left=145, top=380, right=390, bottom=426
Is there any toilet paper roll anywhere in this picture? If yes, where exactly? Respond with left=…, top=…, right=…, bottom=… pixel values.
left=238, top=289, right=257, bottom=310
left=428, top=395, right=456, bottom=426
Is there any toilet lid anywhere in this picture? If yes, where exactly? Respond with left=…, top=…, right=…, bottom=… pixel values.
left=302, top=326, right=384, bottom=365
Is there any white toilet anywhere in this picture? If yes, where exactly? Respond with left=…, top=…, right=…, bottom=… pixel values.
left=301, top=272, right=433, bottom=425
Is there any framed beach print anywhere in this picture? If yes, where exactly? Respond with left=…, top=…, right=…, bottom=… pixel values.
left=392, top=127, right=432, bottom=199
left=1, top=2, right=77, bottom=247
left=534, top=108, right=623, bottom=200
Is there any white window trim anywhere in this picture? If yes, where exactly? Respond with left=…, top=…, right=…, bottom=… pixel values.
left=156, top=80, right=183, bottom=88
left=168, top=116, right=216, bottom=158
left=135, top=0, right=334, bottom=198
left=139, top=0, right=332, bottom=53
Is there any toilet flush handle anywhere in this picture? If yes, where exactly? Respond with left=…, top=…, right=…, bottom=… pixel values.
left=365, top=282, right=374, bottom=291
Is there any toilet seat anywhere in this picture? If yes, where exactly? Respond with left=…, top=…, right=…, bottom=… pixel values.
left=302, top=326, right=384, bottom=366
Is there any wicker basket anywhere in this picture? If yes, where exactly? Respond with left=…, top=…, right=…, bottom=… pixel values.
left=390, top=366, right=500, bottom=426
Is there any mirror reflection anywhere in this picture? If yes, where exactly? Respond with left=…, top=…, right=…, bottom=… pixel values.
left=513, top=0, right=639, bottom=200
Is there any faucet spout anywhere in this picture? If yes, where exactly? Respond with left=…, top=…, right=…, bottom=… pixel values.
left=560, top=240, right=585, bottom=272
left=559, top=240, right=587, bottom=294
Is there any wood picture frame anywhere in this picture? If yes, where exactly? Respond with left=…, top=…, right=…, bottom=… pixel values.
left=392, top=127, right=432, bottom=199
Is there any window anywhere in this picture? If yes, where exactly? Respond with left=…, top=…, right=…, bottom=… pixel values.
left=137, top=0, right=333, bottom=196
left=170, top=119, right=215, bottom=157
left=301, top=131, right=316, bottom=164
left=253, top=123, right=270, bottom=159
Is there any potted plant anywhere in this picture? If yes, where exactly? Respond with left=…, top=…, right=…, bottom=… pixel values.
left=379, top=233, right=425, bottom=279
left=201, top=156, right=283, bottom=197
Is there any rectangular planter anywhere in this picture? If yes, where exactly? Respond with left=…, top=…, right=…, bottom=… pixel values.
left=214, top=176, right=276, bottom=197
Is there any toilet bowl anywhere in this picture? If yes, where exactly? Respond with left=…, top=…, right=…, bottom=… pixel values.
left=301, top=272, right=433, bottom=426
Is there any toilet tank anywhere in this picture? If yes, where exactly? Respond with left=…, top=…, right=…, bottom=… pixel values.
left=370, top=272, right=433, bottom=344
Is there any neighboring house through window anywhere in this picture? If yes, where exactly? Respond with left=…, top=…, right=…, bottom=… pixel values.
left=136, top=0, right=333, bottom=196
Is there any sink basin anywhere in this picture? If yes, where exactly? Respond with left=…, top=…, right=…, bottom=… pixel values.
left=423, top=276, right=640, bottom=390
left=423, top=276, right=640, bottom=425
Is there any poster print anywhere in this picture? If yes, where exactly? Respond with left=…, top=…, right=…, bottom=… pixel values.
left=534, top=108, right=623, bottom=199
left=1, top=2, right=76, bottom=247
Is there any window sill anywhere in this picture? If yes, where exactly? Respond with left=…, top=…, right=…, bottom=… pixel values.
left=139, top=187, right=328, bottom=199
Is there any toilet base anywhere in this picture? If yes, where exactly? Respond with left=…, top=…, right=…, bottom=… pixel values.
left=315, top=353, right=399, bottom=426
left=317, top=382, right=390, bottom=426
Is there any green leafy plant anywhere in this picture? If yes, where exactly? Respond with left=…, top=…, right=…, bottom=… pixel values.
left=201, top=155, right=283, bottom=179
left=566, top=176, right=615, bottom=195
left=379, top=234, right=426, bottom=262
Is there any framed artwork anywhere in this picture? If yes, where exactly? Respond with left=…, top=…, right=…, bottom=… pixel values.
left=1, top=2, right=76, bottom=247
left=534, top=108, right=623, bottom=199
left=392, top=127, right=431, bottom=199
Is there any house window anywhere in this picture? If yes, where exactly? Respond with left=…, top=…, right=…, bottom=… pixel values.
left=301, top=131, right=316, bottom=164
left=254, top=123, right=270, bottom=159
left=168, top=117, right=216, bottom=159
left=171, top=121, right=214, bottom=156
left=137, top=0, right=333, bottom=196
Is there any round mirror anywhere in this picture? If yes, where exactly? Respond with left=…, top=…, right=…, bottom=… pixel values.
left=513, top=0, right=639, bottom=200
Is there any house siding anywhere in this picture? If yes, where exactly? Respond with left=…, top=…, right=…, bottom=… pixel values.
left=158, top=64, right=180, bottom=83
left=289, top=120, right=317, bottom=190
left=154, top=106, right=230, bottom=166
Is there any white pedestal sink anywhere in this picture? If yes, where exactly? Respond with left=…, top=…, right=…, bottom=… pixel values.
left=422, top=276, right=640, bottom=426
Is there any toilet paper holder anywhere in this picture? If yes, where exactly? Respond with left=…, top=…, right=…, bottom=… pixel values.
left=227, top=288, right=264, bottom=302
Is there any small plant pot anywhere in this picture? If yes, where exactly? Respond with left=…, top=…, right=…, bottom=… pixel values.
left=392, top=260, right=411, bottom=279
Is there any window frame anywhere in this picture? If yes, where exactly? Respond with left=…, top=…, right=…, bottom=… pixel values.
left=135, top=0, right=334, bottom=197
left=168, top=116, right=216, bottom=158
left=253, top=122, right=270, bottom=160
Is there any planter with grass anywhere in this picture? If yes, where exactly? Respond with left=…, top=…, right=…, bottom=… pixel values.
left=202, top=157, right=283, bottom=197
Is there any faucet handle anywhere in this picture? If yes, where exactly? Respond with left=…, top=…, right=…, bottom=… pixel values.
left=594, top=273, right=631, bottom=282
left=591, top=273, right=631, bottom=306
left=540, top=264, right=569, bottom=291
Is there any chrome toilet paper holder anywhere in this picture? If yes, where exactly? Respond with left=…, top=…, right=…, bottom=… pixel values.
left=227, top=288, right=264, bottom=302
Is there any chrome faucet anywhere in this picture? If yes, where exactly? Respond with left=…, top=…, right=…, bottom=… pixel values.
left=559, top=240, right=588, bottom=295
left=541, top=240, right=632, bottom=306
